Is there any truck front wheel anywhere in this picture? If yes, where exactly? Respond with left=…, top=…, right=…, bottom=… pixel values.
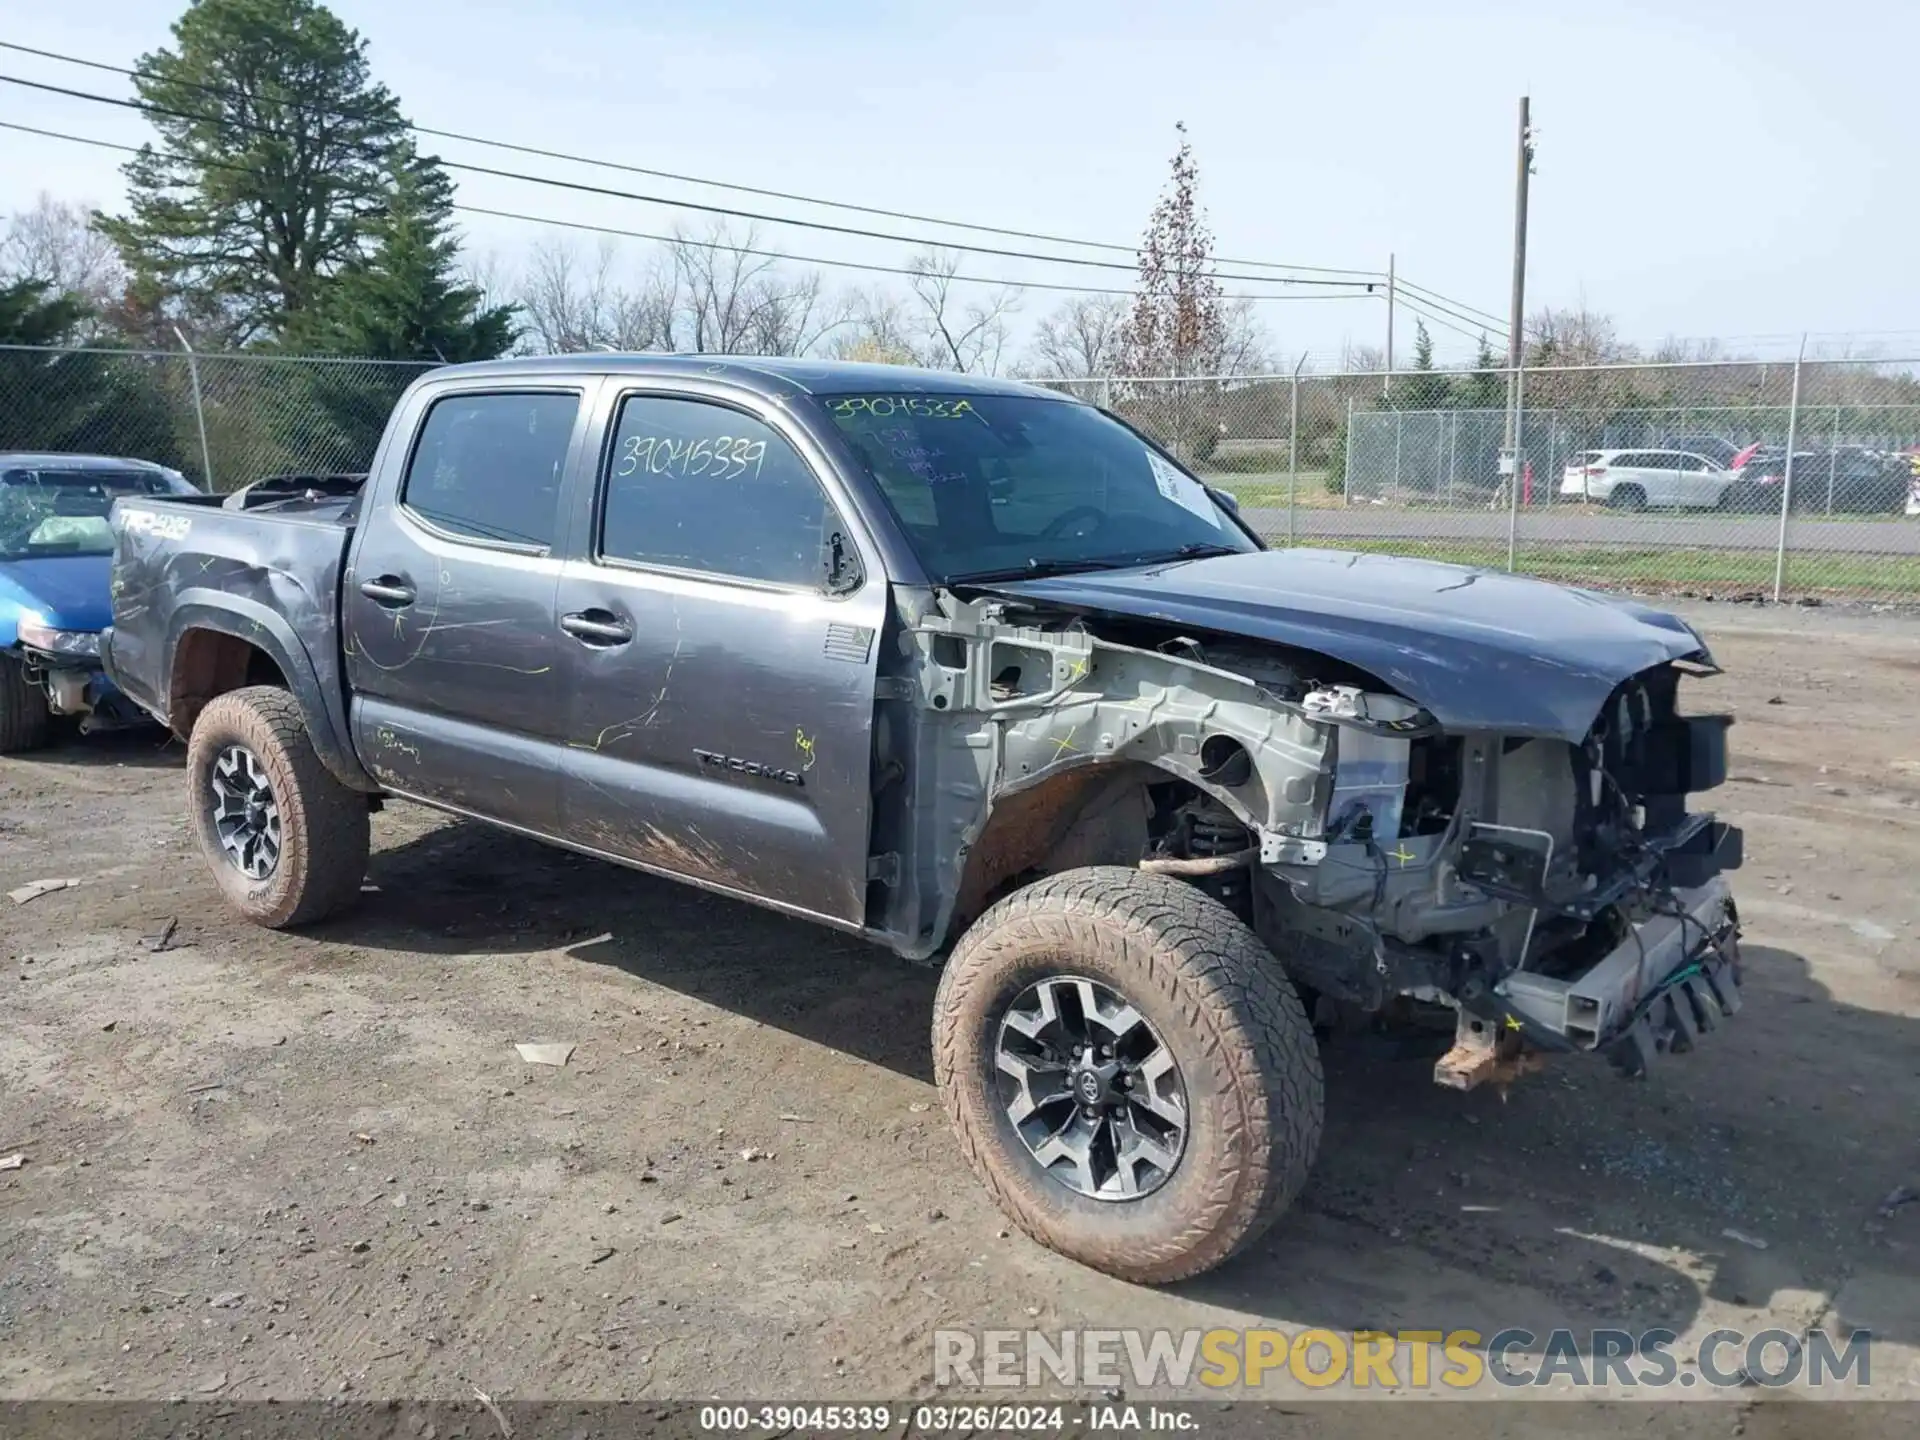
left=185, top=686, right=369, bottom=929
left=933, top=867, right=1323, bottom=1283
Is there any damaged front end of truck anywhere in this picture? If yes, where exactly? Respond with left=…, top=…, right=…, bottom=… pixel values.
left=872, top=549, right=1743, bottom=1089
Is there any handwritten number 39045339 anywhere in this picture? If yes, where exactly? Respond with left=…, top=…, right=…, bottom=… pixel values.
left=617, top=434, right=767, bottom=481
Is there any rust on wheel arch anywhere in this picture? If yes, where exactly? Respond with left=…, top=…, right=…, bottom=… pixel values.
left=169, top=629, right=286, bottom=740
left=951, top=763, right=1155, bottom=932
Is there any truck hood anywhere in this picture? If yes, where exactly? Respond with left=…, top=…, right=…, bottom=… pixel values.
left=0, top=554, right=114, bottom=638
left=976, top=547, right=1713, bottom=740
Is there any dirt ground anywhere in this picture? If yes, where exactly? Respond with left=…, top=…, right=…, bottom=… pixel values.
left=4, top=603, right=1919, bottom=1417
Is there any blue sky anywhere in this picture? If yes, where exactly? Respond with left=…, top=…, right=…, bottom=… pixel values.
left=0, top=0, right=1911, bottom=365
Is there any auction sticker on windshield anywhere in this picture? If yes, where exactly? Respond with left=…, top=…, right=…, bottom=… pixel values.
left=1146, top=451, right=1221, bottom=527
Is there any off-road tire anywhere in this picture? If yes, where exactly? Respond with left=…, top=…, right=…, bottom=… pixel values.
left=1609, top=483, right=1648, bottom=512
left=186, top=686, right=369, bottom=928
left=0, top=653, right=53, bottom=753
left=933, top=867, right=1323, bottom=1283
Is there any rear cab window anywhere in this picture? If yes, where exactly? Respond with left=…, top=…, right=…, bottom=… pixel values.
left=401, top=392, right=582, bottom=550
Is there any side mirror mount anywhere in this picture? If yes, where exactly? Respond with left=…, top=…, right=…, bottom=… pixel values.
left=824, top=530, right=864, bottom=596
left=1212, top=488, right=1241, bottom=513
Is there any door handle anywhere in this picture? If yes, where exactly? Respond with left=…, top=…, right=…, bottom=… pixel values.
left=560, top=609, right=634, bottom=646
left=359, top=576, right=416, bottom=607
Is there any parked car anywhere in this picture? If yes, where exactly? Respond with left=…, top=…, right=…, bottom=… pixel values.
left=1653, top=435, right=1743, bottom=469
left=103, top=357, right=1743, bottom=1283
left=0, top=452, right=198, bottom=751
left=1722, top=446, right=1908, bottom=514
left=1559, top=448, right=1739, bottom=509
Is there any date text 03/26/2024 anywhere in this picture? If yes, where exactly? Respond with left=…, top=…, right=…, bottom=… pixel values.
left=698, top=1405, right=1189, bottom=1432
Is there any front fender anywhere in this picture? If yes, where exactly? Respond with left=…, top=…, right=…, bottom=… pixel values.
left=163, top=593, right=377, bottom=793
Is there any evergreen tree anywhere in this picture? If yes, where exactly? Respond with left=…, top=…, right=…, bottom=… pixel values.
left=95, top=0, right=408, bottom=346
left=0, top=279, right=88, bottom=347
left=1459, top=333, right=1505, bottom=410
left=1396, top=320, right=1452, bottom=410
left=0, top=281, right=179, bottom=464
left=285, top=146, right=518, bottom=362
left=277, top=148, right=517, bottom=473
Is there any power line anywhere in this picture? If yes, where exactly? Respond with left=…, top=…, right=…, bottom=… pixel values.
left=2, top=40, right=1520, bottom=325
left=459, top=203, right=1367, bottom=301
left=0, top=38, right=1389, bottom=280
left=1395, top=276, right=1508, bottom=329
left=1395, top=290, right=1506, bottom=344
left=2, top=39, right=1520, bottom=327
left=1391, top=291, right=1503, bottom=348
left=0, top=119, right=1371, bottom=305
left=0, top=47, right=1389, bottom=283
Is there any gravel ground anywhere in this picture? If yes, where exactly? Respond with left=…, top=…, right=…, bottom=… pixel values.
left=3, top=604, right=1919, bottom=1418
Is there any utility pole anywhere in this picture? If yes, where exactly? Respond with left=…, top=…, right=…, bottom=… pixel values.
left=1500, top=97, right=1535, bottom=472
left=1383, top=251, right=1396, bottom=399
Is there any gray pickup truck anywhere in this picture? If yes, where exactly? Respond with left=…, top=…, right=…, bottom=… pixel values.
left=103, top=356, right=1744, bottom=1283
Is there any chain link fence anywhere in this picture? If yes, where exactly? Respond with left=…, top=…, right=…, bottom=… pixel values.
left=6, top=343, right=1919, bottom=606
left=0, top=344, right=435, bottom=492
left=1051, top=357, right=1920, bottom=606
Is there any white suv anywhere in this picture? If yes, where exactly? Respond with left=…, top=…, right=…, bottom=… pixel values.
left=1560, top=449, right=1737, bottom=510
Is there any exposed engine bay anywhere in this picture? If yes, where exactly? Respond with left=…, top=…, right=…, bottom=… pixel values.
left=872, top=588, right=1744, bottom=1088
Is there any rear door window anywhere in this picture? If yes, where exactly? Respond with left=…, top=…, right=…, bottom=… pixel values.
left=401, top=391, right=582, bottom=550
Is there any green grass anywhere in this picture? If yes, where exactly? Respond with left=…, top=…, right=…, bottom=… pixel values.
left=1267, top=537, right=1920, bottom=600
left=1206, top=476, right=1343, bottom=508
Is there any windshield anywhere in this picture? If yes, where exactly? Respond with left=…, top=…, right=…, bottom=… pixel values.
left=813, top=393, right=1257, bottom=581
left=0, top=469, right=175, bottom=562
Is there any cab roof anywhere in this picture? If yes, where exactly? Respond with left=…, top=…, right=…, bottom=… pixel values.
left=422, top=353, right=1078, bottom=401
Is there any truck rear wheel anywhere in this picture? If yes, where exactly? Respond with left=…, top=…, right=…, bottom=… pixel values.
left=933, top=867, right=1322, bottom=1283
left=185, top=686, right=369, bottom=929
left=0, top=653, right=54, bottom=754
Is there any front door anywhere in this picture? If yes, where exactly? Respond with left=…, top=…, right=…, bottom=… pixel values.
left=554, top=388, right=886, bottom=926
left=344, top=385, right=594, bottom=833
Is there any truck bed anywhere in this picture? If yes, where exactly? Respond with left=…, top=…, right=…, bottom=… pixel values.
left=104, top=485, right=366, bottom=787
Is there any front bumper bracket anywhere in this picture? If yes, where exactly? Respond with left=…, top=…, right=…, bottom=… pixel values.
left=1492, top=877, right=1741, bottom=1074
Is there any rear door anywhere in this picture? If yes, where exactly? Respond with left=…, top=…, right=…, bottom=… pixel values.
left=1633, top=451, right=1685, bottom=505
left=344, top=383, right=597, bottom=832
left=1672, top=452, right=1727, bottom=507
left=552, top=384, right=888, bottom=927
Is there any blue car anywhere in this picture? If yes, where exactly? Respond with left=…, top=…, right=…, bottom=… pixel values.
left=1, top=452, right=200, bottom=752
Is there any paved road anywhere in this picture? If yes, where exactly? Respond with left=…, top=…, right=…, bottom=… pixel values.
left=1242, top=505, right=1920, bottom=554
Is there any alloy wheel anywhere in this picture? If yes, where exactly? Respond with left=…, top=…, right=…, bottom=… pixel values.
left=210, top=744, right=282, bottom=879
left=994, top=975, right=1189, bottom=1200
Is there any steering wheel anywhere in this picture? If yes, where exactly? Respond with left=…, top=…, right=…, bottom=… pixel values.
left=1040, top=505, right=1107, bottom=541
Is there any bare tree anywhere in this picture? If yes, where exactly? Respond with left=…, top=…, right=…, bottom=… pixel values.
left=458, top=247, right=519, bottom=335
left=667, top=222, right=845, bottom=356
left=1027, top=294, right=1126, bottom=379
left=1, top=194, right=126, bottom=324
left=903, top=248, right=1018, bottom=374
left=514, top=238, right=679, bottom=353
left=827, top=287, right=922, bottom=366
left=1215, top=296, right=1273, bottom=375
left=1525, top=305, right=1634, bottom=368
